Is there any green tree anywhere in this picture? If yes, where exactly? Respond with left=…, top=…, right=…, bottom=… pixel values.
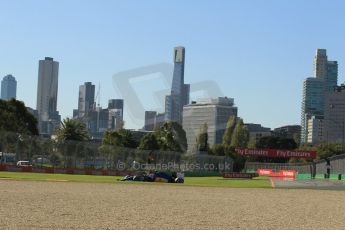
left=230, top=119, right=249, bottom=148
left=118, top=129, right=138, bottom=148
left=103, top=130, right=123, bottom=146
left=196, top=123, right=209, bottom=152
left=50, top=153, right=61, bottom=167
left=55, top=118, right=90, bottom=142
left=256, top=136, right=297, bottom=150
left=247, top=139, right=256, bottom=148
left=293, top=133, right=301, bottom=146
left=255, top=136, right=298, bottom=163
left=222, top=116, right=237, bottom=146
left=0, top=99, right=38, bottom=135
left=223, top=145, right=246, bottom=172
left=138, top=133, right=159, bottom=150
left=116, top=120, right=125, bottom=130
left=155, top=121, right=187, bottom=152
left=314, top=143, right=345, bottom=160
left=55, top=118, right=89, bottom=168
left=209, top=144, right=225, bottom=156
left=300, top=142, right=345, bottom=160
left=103, top=129, right=138, bottom=148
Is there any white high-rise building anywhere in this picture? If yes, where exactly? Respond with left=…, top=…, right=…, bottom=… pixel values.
left=307, top=116, right=324, bottom=144
left=183, top=97, right=237, bottom=152
left=36, top=57, right=60, bottom=134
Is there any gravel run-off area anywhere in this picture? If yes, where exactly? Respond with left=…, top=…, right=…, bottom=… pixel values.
left=1, top=180, right=345, bottom=230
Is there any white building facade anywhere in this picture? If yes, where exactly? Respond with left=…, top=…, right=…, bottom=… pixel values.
left=183, top=97, right=237, bottom=152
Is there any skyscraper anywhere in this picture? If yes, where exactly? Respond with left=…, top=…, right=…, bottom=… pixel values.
left=1, top=74, right=17, bottom=100
left=78, top=82, right=95, bottom=118
left=36, top=57, right=60, bottom=134
left=301, top=49, right=338, bottom=143
left=165, top=46, right=190, bottom=124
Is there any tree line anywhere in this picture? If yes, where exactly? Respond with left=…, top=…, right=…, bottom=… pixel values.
left=1, top=99, right=344, bottom=170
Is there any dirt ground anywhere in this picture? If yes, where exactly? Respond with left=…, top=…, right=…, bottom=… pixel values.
left=0, top=180, right=345, bottom=230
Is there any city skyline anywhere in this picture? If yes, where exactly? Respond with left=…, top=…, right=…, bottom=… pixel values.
left=3, top=48, right=343, bottom=132
left=1, top=1, right=345, bottom=130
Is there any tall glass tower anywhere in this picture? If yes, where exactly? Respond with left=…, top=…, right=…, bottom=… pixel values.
left=301, top=49, right=338, bottom=143
left=78, top=82, right=95, bottom=118
left=165, top=46, right=190, bottom=124
left=36, top=57, right=60, bottom=134
left=1, top=74, right=17, bottom=100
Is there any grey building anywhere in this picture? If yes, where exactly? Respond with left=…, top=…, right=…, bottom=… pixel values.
left=108, top=108, right=123, bottom=130
left=108, top=99, right=124, bottom=120
left=273, top=125, right=301, bottom=140
left=301, top=77, right=325, bottom=142
left=324, top=85, right=345, bottom=143
left=87, top=101, right=124, bottom=139
left=165, top=46, right=190, bottom=124
left=183, top=97, right=237, bottom=152
left=244, top=123, right=271, bottom=144
left=301, top=49, right=338, bottom=143
left=36, top=57, right=61, bottom=135
left=73, top=109, right=79, bottom=119
left=1, top=74, right=17, bottom=100
left=108, top=99, right=124, bottom=110
left=155, top=113, right=166, bottom=129
left=78, top=82, right=95, bottom=118
left=88, top=107, right=109, bottom=139
left=144, top=111, right=157, bottom=131
left=107, top=99, right=124, bottom=129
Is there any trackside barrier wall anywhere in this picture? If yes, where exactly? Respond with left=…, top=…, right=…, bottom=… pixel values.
left=245, top=153, right=345, bottom=176
left=0, top=165, right=130, bottom=176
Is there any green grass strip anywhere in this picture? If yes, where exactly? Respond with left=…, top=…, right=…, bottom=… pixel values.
left=0, top=172, right=271, bottom=188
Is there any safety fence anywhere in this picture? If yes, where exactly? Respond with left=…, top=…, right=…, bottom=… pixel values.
left=0, top=131, right=233, bottom=175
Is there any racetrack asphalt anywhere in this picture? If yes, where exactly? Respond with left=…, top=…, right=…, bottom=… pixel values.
left=271, top=178, right=345, bottom=190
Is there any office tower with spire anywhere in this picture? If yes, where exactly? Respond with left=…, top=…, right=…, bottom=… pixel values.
left=165, top=46, right=190, bottom=124
left=36, top=57, right=61, bottom=135
left=301, top=49, right=338, bottom=143
left=1, top=74, right=17, bottom=100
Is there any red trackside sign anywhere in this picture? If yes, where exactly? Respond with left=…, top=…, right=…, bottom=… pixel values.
left=235, top=148, right=317, bottom=159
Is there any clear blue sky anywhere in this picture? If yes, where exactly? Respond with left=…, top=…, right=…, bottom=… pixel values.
left=1, top=0, right=344, bottom=129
